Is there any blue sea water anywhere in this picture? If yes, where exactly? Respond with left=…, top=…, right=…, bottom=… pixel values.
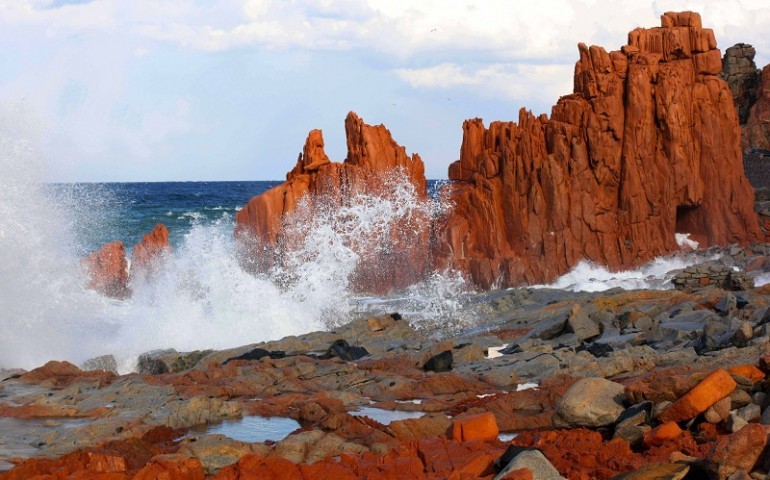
left=47, top=180, right=447, bottom=255
left=2, top=174, right=699, bottom=372
left=47, top=181, right=281, bottom=255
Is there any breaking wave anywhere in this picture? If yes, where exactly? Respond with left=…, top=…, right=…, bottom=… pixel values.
left=537, top=251, right=717, bottom=292
left=0, top=107, right=466, bottom=371
left=0, top=104, right=729, bottom=372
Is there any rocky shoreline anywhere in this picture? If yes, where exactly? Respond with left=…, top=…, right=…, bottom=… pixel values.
left=5, top=245, right=770, bottom=479
left=10, top=8, right=770, bottom=480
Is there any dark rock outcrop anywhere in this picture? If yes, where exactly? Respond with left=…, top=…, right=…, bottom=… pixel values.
left=743, top=63, right=770, bottom=152
left=722, top=43, right=761, bottom=126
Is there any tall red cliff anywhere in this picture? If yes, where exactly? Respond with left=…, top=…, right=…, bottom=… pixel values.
left=437, top=11, right=761, bottom=288
left=235, top=112, right=429, bottom=294
left=236, top=12, right=761, bottom=292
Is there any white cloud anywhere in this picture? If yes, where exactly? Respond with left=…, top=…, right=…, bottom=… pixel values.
left=2, top=0, right=770, bottom=181
left=396, top=63, right=573, bottom=107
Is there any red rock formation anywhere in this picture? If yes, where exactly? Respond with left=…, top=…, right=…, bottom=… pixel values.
left=435, top=11, right=761, bottom=288
left=18, top=360, right=115, bottom=388
left=82, top=241, right=129, bottom=299
left=236, top=12, right=760, bottom=291
left=743, top=64, right=770, bottom=150
left=235, top=112, right=429, bottom=294
left=132, top=223, right=171, bottom=274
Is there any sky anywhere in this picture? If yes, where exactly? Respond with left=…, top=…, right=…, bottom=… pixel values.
left=1, top=0, right=769, bottom=182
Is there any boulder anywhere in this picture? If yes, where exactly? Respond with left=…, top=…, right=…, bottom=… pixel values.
left=706, top=423, right=768, bottom=480
left=494, top=449, right=565, bottom=480
left=554, top=378, right=625, bottom=427
left=451, top=412, right=499, bottom=442
left=611, top=463, right=689, bottom=480
left=642, top=421, right=682, bottom=447
left=424, top=350, right=453, bottom=373
left=566, top=304, right=601, bottom=341
left=131, top=223, right=171, bottom=274
left=659, top=369, right=737, bottom=422
left=82, top=241, right=129, bottom=299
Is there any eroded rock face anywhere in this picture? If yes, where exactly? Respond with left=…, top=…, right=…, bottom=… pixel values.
left=235, top=13, right=760, bottom=292
left=131, top=223, right=171, bottom=274
left=82, top=241, right=129, bottom=299
left=435, top=11, right=761, bottom=288
left=235, top=112, right=429, bottom=294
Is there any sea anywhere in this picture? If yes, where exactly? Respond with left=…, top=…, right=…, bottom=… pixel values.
left=0, top=117, right=739, bottom=373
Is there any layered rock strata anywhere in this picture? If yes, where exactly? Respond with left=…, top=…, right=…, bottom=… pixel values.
left=236, top=12, right=760, bottom=291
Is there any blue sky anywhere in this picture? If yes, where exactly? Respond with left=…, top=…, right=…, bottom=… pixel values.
left=2, top=0, right=769, bottom=181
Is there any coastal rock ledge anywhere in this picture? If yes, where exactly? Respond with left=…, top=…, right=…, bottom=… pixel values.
left=236, top=11, right=760, bottom=292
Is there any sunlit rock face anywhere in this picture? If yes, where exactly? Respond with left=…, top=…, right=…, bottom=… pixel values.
left=435, top=11, right=761, bottom=288
left=235, top=112, right=430, bottom=295
left=236, top=12, right=761, bottom=292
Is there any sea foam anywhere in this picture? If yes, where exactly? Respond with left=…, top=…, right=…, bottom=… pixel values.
left=0, top=112, right=464, bottom=371
left=0, top=104, right=724, bottom=372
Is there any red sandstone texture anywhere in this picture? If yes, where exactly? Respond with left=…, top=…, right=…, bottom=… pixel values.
left=82, top=241, right=129, bottom=299
left=743, top=63, right=770, bottom=150
left=131, top=224, right=171, bottom=274
left=235, top=12, right=760, bottom=291
left=235, top=112, right=429, bottom=294
left=437, top=11, right=761, bottom=287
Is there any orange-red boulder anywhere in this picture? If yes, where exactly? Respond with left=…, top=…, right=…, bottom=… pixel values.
left=642, top=421, right=682, bottom=447
left=658, top=369, right=737, bottom=422
left=83, top=241, right=129, bottom=299
left=450, top=412, right=499, bottom=442
left=707, top=423, right=769, bottom=479
left=728, top=364, right=765, bottom=382
left=235, top=112, right=429, bottom=294
left=131, top=223, right=171, bottom=274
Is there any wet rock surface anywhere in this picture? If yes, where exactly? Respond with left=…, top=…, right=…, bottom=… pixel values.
left=7, top=254, right=770, bottom=479
left=14, top=11, right=770, bottom=480
left=235, top=11, right=761, bottom=295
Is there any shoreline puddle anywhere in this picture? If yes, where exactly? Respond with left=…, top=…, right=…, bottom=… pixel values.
left=187, top=415, right=300, bottom=443
left=350, top=407, right=425, bottom=424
